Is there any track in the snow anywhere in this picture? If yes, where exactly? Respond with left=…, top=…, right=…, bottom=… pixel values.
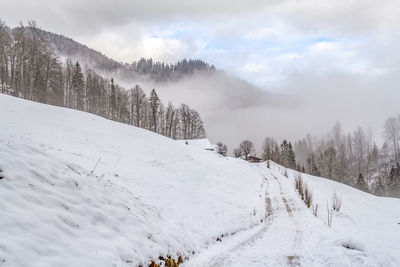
left=185, top=168, right=306, bottom=267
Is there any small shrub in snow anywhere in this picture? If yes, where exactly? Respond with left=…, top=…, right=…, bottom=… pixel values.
left=294, top=174, right=304, bottom=200
left=323, top=191, right=343, bottom=228
left=312, top=203, right=318, bottom=217
left=327, top=202, right=333, bottom=228
left=149, top=255, right=183, bottom=267
left=295, top=174, right=313, bottom=208
left=331, top=191, right=342, bottom=212
left=304, top=185, right=313, bottom=208
left=283, top=168, right=288, bottom=178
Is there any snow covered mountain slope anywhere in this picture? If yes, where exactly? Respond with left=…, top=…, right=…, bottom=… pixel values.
left=0, top=94, right=399, bottom=267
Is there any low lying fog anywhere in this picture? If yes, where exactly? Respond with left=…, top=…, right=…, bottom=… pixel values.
left=129, top=70, right=399, bottom=154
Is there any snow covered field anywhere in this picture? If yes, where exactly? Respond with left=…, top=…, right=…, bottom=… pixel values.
left=0, top=94, right=399, bottom=266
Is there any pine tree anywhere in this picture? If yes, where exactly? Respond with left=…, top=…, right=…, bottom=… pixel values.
left=388, top=162, right=400, bottom=197
left=71, top=62, right=84, bottom=110
left=280, top=140, right=289, bottom=167
left=374, top=177, right=385, bottom=196
left=149, top=89, right=160, bottom=133
left=312, top=163, right=320, bottom=176
left=356, top=173, right=369, bottom=192
left=288, top=142, right=296, bottom=169
left=110, top=78, right=116, bottom=119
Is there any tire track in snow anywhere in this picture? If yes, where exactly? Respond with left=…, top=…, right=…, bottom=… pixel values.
left=282, top=196, right=293, bottom=217
left=205, top=174, right=278, bottom=266
left=185, top=167, right=306, bottom=267
left=188, top=166, right=372, bottom=267
left=272, top=172, right=303, bottom=266
left=184, top=170, right=279, bottom=267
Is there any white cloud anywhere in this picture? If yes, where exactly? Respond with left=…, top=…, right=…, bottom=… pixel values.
left=241, top=64, right=270, bottom=73
left=245, top=28, right=278, bottom=41
left=277, top=53, right=304, bottom=62
left=82, top=27, right=205, bottom=63
left=309, top=41, right=338, bottom=52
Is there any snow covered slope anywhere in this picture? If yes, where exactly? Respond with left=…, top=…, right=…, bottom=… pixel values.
left=0, top=94, right=265, bottom=266
left=0, top=94, right=399, bottom=267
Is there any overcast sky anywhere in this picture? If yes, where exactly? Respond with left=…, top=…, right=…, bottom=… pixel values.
left=1, top=0, right=400, bottom=148
left=2, top=0, right=399, bottom=90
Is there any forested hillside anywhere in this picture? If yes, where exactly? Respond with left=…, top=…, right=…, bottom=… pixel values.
left=40, top=27, right=216, bottom=82
left=258, top=122, right=400, bottom=198
left=0, top=20, right=205, bottom=140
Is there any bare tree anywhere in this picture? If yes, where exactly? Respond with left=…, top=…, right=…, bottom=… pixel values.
left=384, top=116, right=400, bottom=161
left=353, top=127, right=367, bottom=175
left=233, top=148, right=242, bottom=158
left=179, top=104, right=205, bottom=139
left=0, top=20, right=11, bottom=93
left=165, top=102, right=180, bottom=139
left=239, top=140, right=255, bottom=160
left=323, top=145, right=336, bottom=179
left=261, top=137, right=278, bottom=161
left=130, top=85, right=146, bottom=127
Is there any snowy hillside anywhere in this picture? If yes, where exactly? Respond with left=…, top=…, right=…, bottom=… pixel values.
left=0, top=94, right=265, bottom=266
left=0, top=94, right=399, bottom=267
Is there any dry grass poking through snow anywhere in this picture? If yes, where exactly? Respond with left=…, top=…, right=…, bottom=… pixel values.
left=294, top=173, right=313, bottom=208
left=146, top=256, right=184, bottom=267
left=331, top=191, right=342, bottom=212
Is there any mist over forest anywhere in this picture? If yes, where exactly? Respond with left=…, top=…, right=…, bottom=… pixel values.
left=29, top=24, right=398, bottom=152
